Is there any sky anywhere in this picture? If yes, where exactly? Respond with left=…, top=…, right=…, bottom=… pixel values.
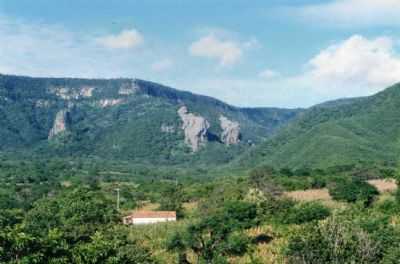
left=1, top=0, right=400, bottom=108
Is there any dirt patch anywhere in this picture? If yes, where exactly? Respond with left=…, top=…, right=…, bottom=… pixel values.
left=284, top=188, right=331, bottom=202
left=368, top=179, right=397, bottom=193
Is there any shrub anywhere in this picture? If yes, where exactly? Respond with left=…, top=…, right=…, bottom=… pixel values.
left=285, top=215, right=381, bottom=264
left=259, top=197, right=296, bottom=222
left=328, top=178, right=379, bottom=206
left=283, top=202, right=330, bottom=225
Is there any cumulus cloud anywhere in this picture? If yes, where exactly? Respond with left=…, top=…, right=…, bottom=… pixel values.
left=189, top=34, right=243, bottom=66
left=185, top=35, right=400, bottom=108
left=305, top=35, right=400, bottom=98
left=300, top=0, right=400, bottom=27
left=96, top=29, right=143, bottom=49
left=151, top=59, right=173, bottom=72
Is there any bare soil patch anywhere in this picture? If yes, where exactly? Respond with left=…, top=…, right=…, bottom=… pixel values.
left=284, top=188, right=331, bottom=202
left=368, top=179, right=397, bottom=193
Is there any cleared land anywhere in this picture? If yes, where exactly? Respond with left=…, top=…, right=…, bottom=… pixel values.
left=367, top=179, right=397, bottom=193
left=284, top=188, right=331, bottom=202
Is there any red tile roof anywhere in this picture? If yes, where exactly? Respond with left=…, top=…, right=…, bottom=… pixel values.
left=124, top=210, right=176, bottom=219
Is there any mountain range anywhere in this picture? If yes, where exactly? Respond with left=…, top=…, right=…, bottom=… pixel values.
left=1, top=73, right=399, bottom=170
left=0, top=74, right=300, bottom=167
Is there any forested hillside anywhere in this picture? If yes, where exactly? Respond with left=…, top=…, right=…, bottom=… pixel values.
left=238, top=83, right=400, bottom=169
left=0, top=74, right=300, bottom=166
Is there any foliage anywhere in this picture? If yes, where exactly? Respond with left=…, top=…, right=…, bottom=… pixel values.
left=158, top=184, right=185, bottom=218
left=0, top=74, right=300, bottom=167
left=285, top=215, right=381, bottom=264
left=328, top=178, right=379, bottom=206
left=167, top=200, right=259, bottom=263
left=283, top=202, right=330, bottom=225
left=24, top=187, right=118, bottom=241
left=239, top=83, right=400, bottom=169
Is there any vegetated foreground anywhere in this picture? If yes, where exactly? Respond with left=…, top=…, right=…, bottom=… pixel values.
left=2, top=159, right=400, bottom=263
left=4, top=75, right=400, bottom=263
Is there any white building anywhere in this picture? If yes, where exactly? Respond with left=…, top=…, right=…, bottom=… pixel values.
left=123, top=211, right=176, bottom=225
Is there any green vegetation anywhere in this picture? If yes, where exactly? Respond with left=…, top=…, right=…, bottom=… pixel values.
left=328, top=178, right=379, bottom=206
left=0, top=74, right=300, bottom=168
left=3, top=75, right=400, bottom=263
left=239, top=83, right=400, bottom=169
left=1, top=155, right=400, bottom=263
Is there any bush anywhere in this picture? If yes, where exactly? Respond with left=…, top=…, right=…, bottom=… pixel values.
left=259, top=197, right=296, bottom=222
left=285, top=215, right=381, bottom=264
left=376, top=198, right=400, bottom=214
left=328, top=178, right=379, bottom=206
left=283, top=202, right=330, bottom=225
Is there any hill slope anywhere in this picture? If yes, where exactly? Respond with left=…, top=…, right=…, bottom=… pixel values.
left=0, top=74, right=301, bottom=166
left=238, top=83, right=400, bottom=169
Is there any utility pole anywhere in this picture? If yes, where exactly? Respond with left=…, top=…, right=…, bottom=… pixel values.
left=115, top=188, right=120, bottom=211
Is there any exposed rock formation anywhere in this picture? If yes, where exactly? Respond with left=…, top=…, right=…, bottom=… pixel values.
left=48, top=109, right=69, bottom=139
left=50, top=86, right=95, bottom=100
left=118, top=80, right=139, bottom=95
left=98, top=99, right=125, bottom=108
left=219, top=115, right=240, bottom=145
left=178, top=106, right=210, bottom=152
left=80, top=86, right=95, bottom=97
left=35, top=99, right=51, bottom=108
left=161, top=124, right=175, bottom=133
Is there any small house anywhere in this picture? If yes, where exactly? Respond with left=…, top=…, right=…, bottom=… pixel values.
left=123, top=210, right=177, bottom=225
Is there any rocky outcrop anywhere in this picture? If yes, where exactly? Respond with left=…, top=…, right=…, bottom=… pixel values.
left=118, top=80, right=139, bottom=95
left=48, top=109, right=69, bottom=139
left=178, top=106, right=210, bottom=152
left=50, top=86, right=95, bottom=100
left=161, top=124, right=175, bottom=133
left=98, top=99, right=125, bottom=108
left=219, top=115, right=240, bottom=145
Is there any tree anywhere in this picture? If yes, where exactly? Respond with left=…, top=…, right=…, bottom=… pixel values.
left=283, top=202, right=330, bottom=225
left=159, top=184, right=184, bottom=218
left=285, top=215, right=380, bottom=264
left=328, top=178, right=378, bottom=206
left=167, top=201, right=258, bottom=263
left=24, top=187, right=118, bottom=241
left=72, top=227, right=157, bottom=264
left=249, top=166, right=282, bottom=197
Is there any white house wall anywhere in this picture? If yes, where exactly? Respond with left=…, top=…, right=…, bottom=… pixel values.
left=132, top=217, right=176, bottom=225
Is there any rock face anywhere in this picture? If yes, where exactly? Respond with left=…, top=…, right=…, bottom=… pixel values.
left=219, top=115, right=240, bottom=145
left=161, top=124, right=175, bottom=133
left=178, top=106, right=210, bottom=152
left=98, top=99, right=125, bottom=108
left=50, top=86, right=95, bottom=100
left=118, top=80, right=139, bottom=95
left=48, top=110, right=69, bottom=139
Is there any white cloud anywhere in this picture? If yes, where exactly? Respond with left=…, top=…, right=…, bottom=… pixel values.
left=243, top=37, right=261, bottom=50
left=96, top=29, right=143, bottom=49
left=304, top=35, right=400, bottom=98
left=258, top=69, right=280, bottom=79
left=0, top=17, right=151, bottom=78
left=189, top=34, right=243, bottom=66
left=182, top=35, right=400, bottom=108
left=300, top=0, right=400, bottom=27
left=151, top=59, right=173, bottom=72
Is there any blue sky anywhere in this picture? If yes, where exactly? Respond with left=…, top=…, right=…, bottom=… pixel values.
left=1, top=0, right=400, bottom=108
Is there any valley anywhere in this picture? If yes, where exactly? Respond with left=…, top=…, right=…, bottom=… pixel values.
left=2, top=74, right=400, bottom=263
